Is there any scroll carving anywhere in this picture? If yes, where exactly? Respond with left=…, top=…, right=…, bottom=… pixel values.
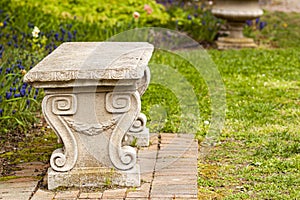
left=129, top=113, right=147, bottom=133
left=106, top=93, right=131, bottom=113
left=106, top=91, right=141, bottom=170
left=42, top=94, right=78, bottom=172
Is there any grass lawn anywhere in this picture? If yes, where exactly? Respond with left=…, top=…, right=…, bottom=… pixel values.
left=197, top=48, right=300, bottom=199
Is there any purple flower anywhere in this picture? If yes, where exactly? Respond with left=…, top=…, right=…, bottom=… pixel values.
left=28, top=22, right=34, bottom=28
left=14, top=93, right=21, bottom=98
left=0, top=108, right=3, bottom=116
left=12, top=110, right=16, bottom=114
left=6, top=68, right=11, bottom=74
left=22, top=82, right=28, bottom=88
left=246, top=20, right=252, bottom=26
left=256, top=18, right=260, bottom=24
left=13, top=35, right=17, bottom=42
left=6, top=92, right=12, bottom=99
left=18, top=64, right=24, bottom=70
left=54, top=33, right=59, bottom=41
left=187, top=15, right=192, bottom=20
left=20, top=88, right=26, bottom=97
left=67, top=31, right=72, bottom=41
left=60, top=28, right=66, bottom=35
left=35, top=88, right=39, bottom=95
left=26, top=99, right=30, bottom=106
left=259, top=21, right=267, bottom=30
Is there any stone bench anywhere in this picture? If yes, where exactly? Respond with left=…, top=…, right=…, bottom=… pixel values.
left=24, top=42, right=154, bottom=190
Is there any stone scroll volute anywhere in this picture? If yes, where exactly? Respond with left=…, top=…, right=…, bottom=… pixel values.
left=42, top=94, right=78, bottom=172
left=106, top=91, right=141, bottom=170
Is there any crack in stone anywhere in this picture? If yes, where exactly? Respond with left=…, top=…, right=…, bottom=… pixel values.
left=148, top=133, right=161, bottom=199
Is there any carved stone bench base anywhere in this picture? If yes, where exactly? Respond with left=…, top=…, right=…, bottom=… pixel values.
left=24, top=42, right=154, bottom=190
left=48, top=166, right=140, bottom=190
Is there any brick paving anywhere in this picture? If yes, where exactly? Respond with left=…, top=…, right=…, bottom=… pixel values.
left=0, top=133, right=198, bottom=200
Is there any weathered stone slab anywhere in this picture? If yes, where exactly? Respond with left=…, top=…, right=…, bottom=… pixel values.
left=24, top=42, right=153, bottom=87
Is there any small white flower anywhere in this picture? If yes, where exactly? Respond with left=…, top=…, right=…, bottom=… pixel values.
left=204, top=120, right=210, bottom=125
left=133, top=11, right=140, bottom=19
left=32, top=26, right=40, bottom=38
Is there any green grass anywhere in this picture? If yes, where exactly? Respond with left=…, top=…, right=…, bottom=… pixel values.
left=197, top=48, right=300, bottom=199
